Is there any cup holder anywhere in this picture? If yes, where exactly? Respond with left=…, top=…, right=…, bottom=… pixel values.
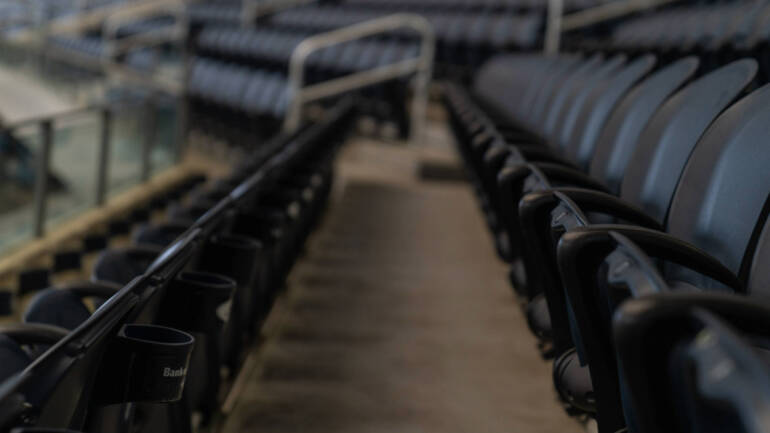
left=160, top=271, right=235, bottom=333
left=94, top=324, right=194, bottom=405
left=18, top=269, right=51, bottom=296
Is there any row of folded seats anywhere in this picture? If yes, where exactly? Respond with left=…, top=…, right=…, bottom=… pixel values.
left=333, top=0, right=540, bottom=12
left=0, top=101, right=354, bottom=432
left=185, top=6, right=540, bottom=142
left=337, top=0, right=615, bottom=12
left=445, top=50, right=770, bottom=433
left=262, top=6, right=542, bottom=72
left=49, top=36, right=158, bottom=70
left=189, top=27, right=418, bottom=140
left=187, top=3, right=541, bottom=72
left=572, top=1, right=770, bottom=82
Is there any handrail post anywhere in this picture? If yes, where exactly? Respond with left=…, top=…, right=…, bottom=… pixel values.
left=33, top=120, right=53, bottom=238
left=95, top=108, right=112, bottom=206
left=410, top=17, right=435, bottom=143
left=241, top=0, right=258, bottom=26
left=284, top=41, right=308, bottom=134
left=545, top=0, right=564, bottom=54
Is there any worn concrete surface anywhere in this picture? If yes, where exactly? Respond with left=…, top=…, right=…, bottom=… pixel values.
left=220, top=129, right=584, bottom=433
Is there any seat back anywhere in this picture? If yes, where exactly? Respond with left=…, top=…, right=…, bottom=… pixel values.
left=541, top=54, right=605, bottom=140
left=589, top=57, right=699, bottom=194
left=472, top=55, right=544, bottom=125
left=516, top=57, right=570, bottom=124
left=564, top=55, right=656, bottom=169
left=550, top=55, right=627, bottom=149
left=619, top=59, right=757, bottom=224
left=528, top=55, right=583, bottom=131
left=665, top=80, right=770, bottom=287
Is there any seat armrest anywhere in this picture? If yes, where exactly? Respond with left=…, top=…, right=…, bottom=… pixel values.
left=554, top=226, right=740, bottom=433
left=550, top=187, right=663, bottom=230
left=558, top=225, right=742, bottom=294
left=615, top=292, right=770, bottom=341
left=613, top=292, right=770, bottom=433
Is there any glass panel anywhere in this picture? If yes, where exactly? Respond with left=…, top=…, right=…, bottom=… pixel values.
left=0, top=37, right=184, bottom=255
left=152, top=100, right=178, bottom=175
left=46, top=112, right=100, bottom=228
left=108, top=103, right=145, bottom=197
left=0, top=125, right=40, bottom=252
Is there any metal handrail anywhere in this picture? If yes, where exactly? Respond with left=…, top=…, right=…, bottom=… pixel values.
left=3, top=96, right=163, bottom=238
left=38, top=42, right=183, bottom=95
left=240, top=0, right=317, bottom=26
left=544, top=0, right=679, bottom=53
left=283, top=13, right=435, bottom=143
left=6, top=0, right=180, bottom=43
left=101, top=0, right=186, bottom=57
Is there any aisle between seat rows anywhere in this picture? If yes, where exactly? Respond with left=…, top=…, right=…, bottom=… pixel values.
left=222, top=136, right=583, bottom=433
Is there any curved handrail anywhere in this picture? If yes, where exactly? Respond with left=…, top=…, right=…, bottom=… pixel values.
left=283, top=13, right=435, bottom=143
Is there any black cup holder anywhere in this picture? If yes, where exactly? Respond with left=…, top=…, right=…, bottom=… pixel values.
left=18, top=269, right=51, bottom=296
left=53, top=250, right=82, bottom=273
left=161, top=271, right=235, bottom=333
left=159, top=271, right=235, bottom=418
left=130, top=207, right=151, bottom=224
left=107, top=219, right=131, bottom=237
left=0, top=290, right=12, bottom=316
left=94, top=324, right=194, bottom=405
left=149, top=195, right=170, bottom=211
left=82, top=234, right=108, bottom=253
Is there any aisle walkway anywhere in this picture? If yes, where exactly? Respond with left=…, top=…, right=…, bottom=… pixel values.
left=221, top=132, right=583, bottom=433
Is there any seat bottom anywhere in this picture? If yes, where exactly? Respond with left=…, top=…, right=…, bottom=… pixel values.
left=553, top=348, right=596, bottom=414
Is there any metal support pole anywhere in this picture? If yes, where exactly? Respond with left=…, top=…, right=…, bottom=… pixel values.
left=95, top=108, right=112, bottom=205
left=33, top=120, right=53, bottom=238
left=544, top=0, right=564, bottom=54
left=410, top=29, right=435, bottom=144
left=242, top=0, right=258, bottom=27
left=141, top=98, right=156, bottom=182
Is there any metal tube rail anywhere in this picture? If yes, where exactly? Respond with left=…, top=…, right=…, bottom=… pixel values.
left=240, top=0, right=317, bottom=26
left=544, top=0, right=564, bottom=54
left=36, top=41, right=183, bottom=95
left=283, top=13, right=435, bottom=143
left=101, top=1, right=187, bottom=60
left=4, top=96, right=159, bottom=238
left=561, top=0, right=678, bottom=31
left=108, top=26, right=184, bottom=57
left=544, top=0, right=680, bottom=53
